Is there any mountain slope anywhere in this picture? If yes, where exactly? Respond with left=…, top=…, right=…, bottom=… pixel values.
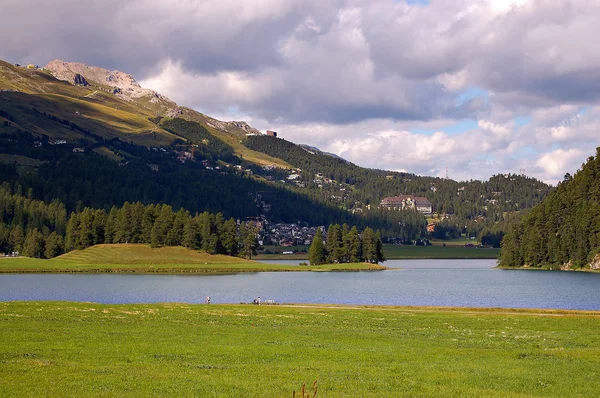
left=41, top=60, right=289, bottom=167
left=499, top=147, right=600, bottom=269
left=1, top=58, right=551, bottom=243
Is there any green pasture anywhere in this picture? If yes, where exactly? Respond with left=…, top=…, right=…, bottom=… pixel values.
left=1, top=302, right=599, bottom=397
left=0, top=244, right=384, bottom=273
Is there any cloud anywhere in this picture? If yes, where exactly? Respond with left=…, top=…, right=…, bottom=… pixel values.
left=536, top=148, right=587, bottom=180
left=1, top=0, right=600, bottom=182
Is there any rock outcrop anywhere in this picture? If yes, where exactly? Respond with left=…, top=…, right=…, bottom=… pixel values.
left=45, top=60, right=173, bottom=103
left=44, top=59, right=264, bottom=139
left=73, top=73, right=89, bottom=86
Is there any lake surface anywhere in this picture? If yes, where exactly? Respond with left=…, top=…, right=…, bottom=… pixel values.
left=2, top=259, right=600, bottom=310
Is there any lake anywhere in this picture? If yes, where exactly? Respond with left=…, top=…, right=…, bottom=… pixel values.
left=2, top=259, right=600, bottom=310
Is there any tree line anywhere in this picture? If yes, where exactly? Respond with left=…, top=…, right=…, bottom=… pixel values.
left=499, top=147, right=600, bottom=269
left=309, top=224, right=385, bottom=265
left=0, top=132, right=425, bottom=239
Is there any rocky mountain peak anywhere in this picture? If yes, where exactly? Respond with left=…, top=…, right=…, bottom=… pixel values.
left=44, top=60, right=172, bottom=103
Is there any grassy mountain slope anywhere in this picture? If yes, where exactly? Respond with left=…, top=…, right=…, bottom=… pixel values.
left=1, top=60, right=290, bottom=168
left=177, top=107, right=291, bottom=167
left=1, top=58, right=551, bottom=242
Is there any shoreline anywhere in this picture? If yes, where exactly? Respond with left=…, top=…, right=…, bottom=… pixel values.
left=4, top=300, right=598, bottom=315
left=0, top=262, right=388, bottom=274
left=496, top=265, right=600, bottom=273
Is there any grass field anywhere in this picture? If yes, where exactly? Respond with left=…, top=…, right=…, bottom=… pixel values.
left=1, top=301, right=599, bottom=397
left=256, top=244, right=500, bottom=260
left=0, top=244, right=385, bottom=273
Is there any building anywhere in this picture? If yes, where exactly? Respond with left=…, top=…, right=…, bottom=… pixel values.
left=414, top=197, right=433, bottom=214
left=266, top=130, right=278, bottom=137
left=380, top=195, right=433, bottom=214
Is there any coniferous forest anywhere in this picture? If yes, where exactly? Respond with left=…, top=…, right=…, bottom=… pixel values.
left=309, top=224, right=385, bottom=265
left=0, top=185, right=261, bottom=259
left=499, top=147, right=600, bottom=269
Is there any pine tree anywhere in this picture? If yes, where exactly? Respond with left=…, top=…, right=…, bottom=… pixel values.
left=326, top=224, right=343, bottom=263
left=65, top=212, right=81, bottom=251
left=240, top=222, right=258, bottom=259
left=309, top=228, right=327, bottom=265
left=91, top=209, right=106, bottom=245
left=78, top=208, right=95, bottom=248
left=200, top=212, right=218, bottom=254
left=114, top=202, right=133, bottom=243
left=140, top=204, right=156, bottom=243
left=165, top=209, right=187, bottom=246
left=182, top=216, right=201, bottom=250
left=104, top=206, right=118, bottom=244
left=346, top=226, right=362, bottom=263
left=214, top=213, right=225, bottom=254
left=8, top=225, right=24, bottom=253
left=341, top=223, right=350, bottom=262
left=22, top=228, right=45, bottom=258
left=150, top=205, right=174, bottom=247
left=45, top=232, right=64, bottom=258
left=220, top=218, right=239, bottom=256
left=375, top=231, right=385, bottom=263
left=362, top=227, right=377, bottom=263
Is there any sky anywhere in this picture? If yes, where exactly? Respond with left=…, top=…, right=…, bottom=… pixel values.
left=2, top=0, right=600, bottom=184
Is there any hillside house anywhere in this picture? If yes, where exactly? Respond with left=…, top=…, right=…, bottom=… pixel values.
left=266, top=130, right=278, bottom=137
left=381, top=195, right=433, bottom=214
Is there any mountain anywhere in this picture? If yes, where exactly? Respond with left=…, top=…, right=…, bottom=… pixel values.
left=499, top=148, right=600, bottom=270
left=1, top=58, right=551, bottom=243
left=45, top=59, right=177, bottom=108
left=0, top=60, right=287, bottom=167
left=299, top=144, right=348, bottom=162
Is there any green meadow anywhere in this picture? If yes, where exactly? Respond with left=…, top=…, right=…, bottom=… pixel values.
left=1, top=302, right=599, bottom=397
left=0, top=244, right=385, bottom=273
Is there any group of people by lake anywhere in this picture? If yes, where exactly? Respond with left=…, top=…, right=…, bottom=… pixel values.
left=204, top=296, right=274, bottom=305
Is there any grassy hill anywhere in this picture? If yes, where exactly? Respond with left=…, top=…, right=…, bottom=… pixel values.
left=57, top=244, right=253, bottom=264
left=0, top=244, right=385, bottom=273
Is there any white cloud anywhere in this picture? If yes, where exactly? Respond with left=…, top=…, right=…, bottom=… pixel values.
left=2, top=0, right=600, bottom=182
left=536, top=148, right=587, bottom=181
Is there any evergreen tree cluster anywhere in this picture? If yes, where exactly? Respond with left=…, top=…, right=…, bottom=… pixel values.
left=309, top=224, right=385, bottom=265
left=0, top=185, right=67, bottom=257
left=160, top=118, right=238, bottom=164
left=0, top=184, right=260, bottom=259
left=65, top=202, right=259, bottom=258
left=499, top=148, right=600, bottom=269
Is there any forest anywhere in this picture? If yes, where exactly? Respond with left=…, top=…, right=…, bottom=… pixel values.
left=309, top=224, right=385, bottom=265
left=0, top=185, right=260, bottom=259
left=0, top=124, right=550, bottom=247
left=499, top=147, right=600, bottom=269
left=244, top=135, right=552, bottom=240
left=0, top=131, right=430, bottom=246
